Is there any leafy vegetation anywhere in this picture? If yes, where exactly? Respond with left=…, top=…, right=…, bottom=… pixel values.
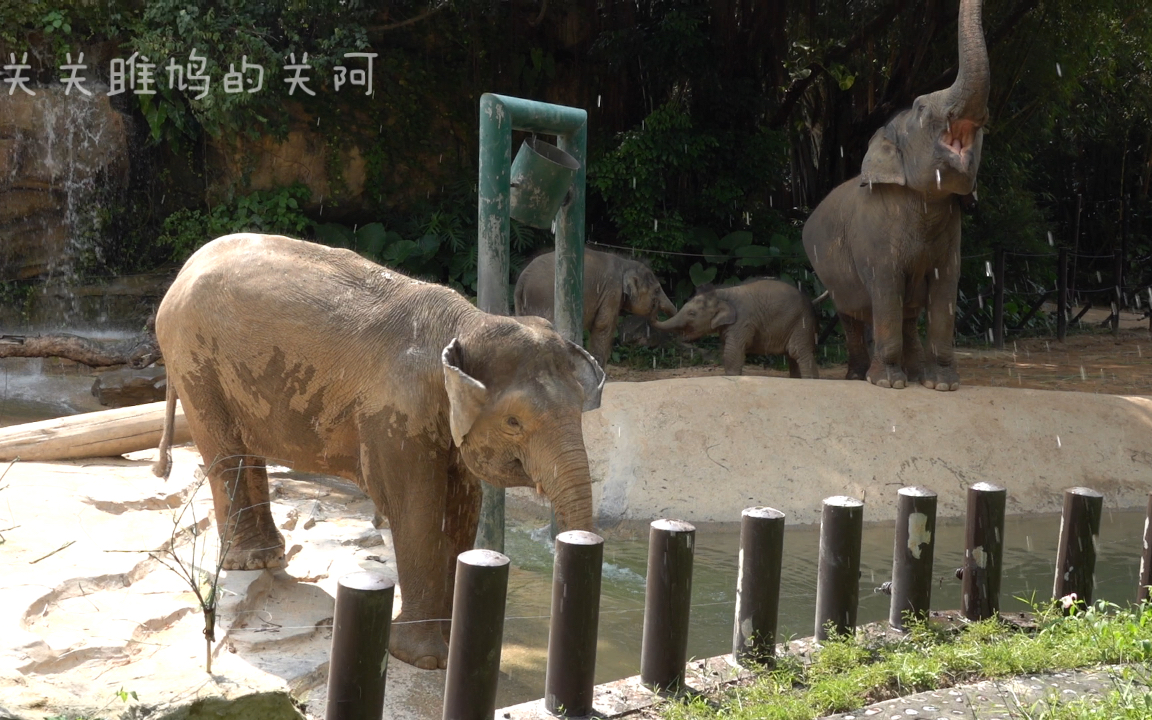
left=660, top=599, right=1152, bottom=719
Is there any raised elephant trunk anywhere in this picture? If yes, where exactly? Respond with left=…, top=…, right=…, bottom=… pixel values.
left=944, top=0, right=989, bottom=125
left=528, top=436, right=595, bottom=531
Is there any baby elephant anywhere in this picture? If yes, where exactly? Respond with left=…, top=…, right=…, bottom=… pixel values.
left=653, top=278, right=821, bottom=378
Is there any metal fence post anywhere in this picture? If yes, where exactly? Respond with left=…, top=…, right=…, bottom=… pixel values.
left=815, top=496, right=864, bottom=641
left=889, top=487, right=938, bottom=630
left=992, top=246, right=1005, bottom=349
left=733, top=507, right=785, bottom=665
left=442, top=549, right=511, bottom=720
left=325, top=572, right=396, bottom=720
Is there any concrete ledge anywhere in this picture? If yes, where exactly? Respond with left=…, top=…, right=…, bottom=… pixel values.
left=574, top=377, right=1152, bottom=526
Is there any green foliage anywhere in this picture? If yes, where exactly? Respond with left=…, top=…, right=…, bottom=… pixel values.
left=159, top=184, right=312, bottom=262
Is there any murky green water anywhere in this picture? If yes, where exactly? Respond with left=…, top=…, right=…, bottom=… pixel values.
left=495, top=509, right=1149, bottom=706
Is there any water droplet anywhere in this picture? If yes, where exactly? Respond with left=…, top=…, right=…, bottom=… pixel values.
left=1056, top=435, right=1062, bottom=448
left=1047, top=231, right=1054, bottom=246
left=597, top=94, right=601, bottom=107
left=985, top=261, right=993, bottom=277
left=936, top=169, right=942, bottom=189
left=1056, top=62, right=1062, bottom=77
left=1080, top=366, right=1086, bottom=380
left=934, top=268, right=939, bottom=279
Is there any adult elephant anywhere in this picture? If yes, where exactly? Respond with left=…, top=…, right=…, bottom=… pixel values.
left=151, top=234, right=604, bottom=670
left=802, top=0, right=989, bottom=390
left=514, top=247, right=677, bottom=367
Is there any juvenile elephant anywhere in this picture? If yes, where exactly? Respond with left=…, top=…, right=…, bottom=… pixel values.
left=802, top=0, right=989, bottom=390
left=151, top=234, right=605, bottom=671
left=652, top=278, right=820, bottom=378
left=514, top=247, right=676, bottom=367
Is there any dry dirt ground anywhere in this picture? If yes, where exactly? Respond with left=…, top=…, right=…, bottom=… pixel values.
left=607, top=310, right=1152, bottom=397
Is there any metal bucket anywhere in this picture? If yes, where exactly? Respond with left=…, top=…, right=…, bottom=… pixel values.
left=509, top=137, right=580, bottom=230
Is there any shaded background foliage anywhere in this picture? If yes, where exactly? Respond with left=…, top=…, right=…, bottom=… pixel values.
left=2, top=0, right=1150, bottom=336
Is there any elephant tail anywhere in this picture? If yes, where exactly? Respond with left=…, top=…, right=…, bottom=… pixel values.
left=811, top=290, right=830, bottom=306
left=513, top=273, right=526, bottom=316
left=152, top=379, right=178, bottom=479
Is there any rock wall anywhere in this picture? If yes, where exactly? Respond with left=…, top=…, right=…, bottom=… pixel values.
left=0, top=84, right=130, bottom=282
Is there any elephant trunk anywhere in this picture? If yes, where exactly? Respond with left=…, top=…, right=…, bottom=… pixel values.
left=651, top=313, right=685, bottom=333
left=529, top=436, right=595, bottom=532
left=655, top=292, right=677, bottom=321
left=945, top=0, right=989, bottom=123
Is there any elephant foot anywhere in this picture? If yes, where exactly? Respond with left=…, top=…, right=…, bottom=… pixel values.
left=921, top=365, right=960, bottom=391
left=866, top=360, right=907, bottom=389
left=389, top=614, right=449, bottom=670
left=220, top=527, right=287, bottom=570
left=845, top=366, right=869, bottom=381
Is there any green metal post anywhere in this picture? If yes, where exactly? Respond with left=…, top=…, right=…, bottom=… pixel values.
left=475, top=93, right=588, bottom=552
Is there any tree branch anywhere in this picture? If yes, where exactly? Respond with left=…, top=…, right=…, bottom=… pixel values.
left=365, top=1, right=450, bottom=32
left=0, top=333, right=160, bottom=368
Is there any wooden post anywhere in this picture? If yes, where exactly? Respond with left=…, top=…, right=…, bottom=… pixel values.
left=733, top=507, right=785, bottom=665
left=992, top=247, right=1005, bottom=349
left=442, top=550, right=510, bottom=720
left=326, top=572, right=395, bottom=720
left=545, top=530, right=604, bottom=717
left=815, top=496, right=864, bottom=641
left=1057, top=248, right=1068, bottom=342
left=961, top=482, right=1006, bottom=621
left=889, top=487, right=938, bottom=630
left=1139, top=493, right=1152, bottom=604
left=1052, top=487, right=1103, bottom=610
left=640, top=519, right=695, bottom=692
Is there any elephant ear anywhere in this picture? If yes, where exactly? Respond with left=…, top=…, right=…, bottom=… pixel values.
left=860, top=125, right=906, bottom=187
left=441, top=338, right=490, bottom=447
left=710, top=301, right=737, bottom=330
left=622, top=267, right=641, bottom=302
left=567, top=341, right=606, bottom=412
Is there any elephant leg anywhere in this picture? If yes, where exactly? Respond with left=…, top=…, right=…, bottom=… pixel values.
left=786, top=357, right=801, bottom=378
left=365, top=441, right=453, bottom=670
left=721, top=333, right=747, bottom=376
left=587, top=309, right=616, bottom=368
left=923, top=251, right=962, bottom=391
left=866, top=285, right=907, bottom=389
left=901, top=315, right=926, bottom=385
left=181, top=393, right=284, bottom=570
left=787, top=330, right=820, bottom=379
left=840, top=313, right=871, bottom=381
left=440, top=466, right=482, bottom=644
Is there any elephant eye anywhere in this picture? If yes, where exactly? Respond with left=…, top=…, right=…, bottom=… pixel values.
left=505, top=416, right=522, bottom=431
left=687, top=310, right=696, bottom=318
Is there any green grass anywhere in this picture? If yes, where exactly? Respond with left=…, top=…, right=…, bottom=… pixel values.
left=660, top=600, right=1152, bottom=720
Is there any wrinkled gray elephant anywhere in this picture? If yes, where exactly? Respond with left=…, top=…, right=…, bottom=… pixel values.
left=151, top=234, right=605, bottom=671
left=652, top=278, right=820, bottom=378
left=514, top=247, right=677, bottom=367
left=802, top=0, right=989, bottom=390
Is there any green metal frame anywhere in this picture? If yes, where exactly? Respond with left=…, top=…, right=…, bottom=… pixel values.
left=475, top=93, right=588, bottom=552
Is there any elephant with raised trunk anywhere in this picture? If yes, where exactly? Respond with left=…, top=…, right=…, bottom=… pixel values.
left=802, top=0, right=989, bottom=391
left=514, top=247, right=677, bottom=368
left=151, top=234, right=605, bottom=671
left=653, top=278, right=821, bottom=378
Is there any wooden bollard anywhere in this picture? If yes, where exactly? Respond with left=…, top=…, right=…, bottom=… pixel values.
left=1053, top=487, right=1103, bottom=609
left=815, top=496, right=864, bottom=641
left=442, top=549, right=511, bottom=720
left=640, top=519, right=696, bottom=692
left=325, top=571, right=396, bottom=720
left=545, top=530, right=604, bottom=716
left=733, top=507, right=785, bottom=665
left=1140, top=493, right=1152, bottom=604
left=961, top=482, right=1006, bottom=621
left=889, top=486, right=938, bottom=629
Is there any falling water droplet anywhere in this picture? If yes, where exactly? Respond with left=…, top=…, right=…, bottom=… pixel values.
left=654, top=219, right=658, bottom=231
left=597, top=94, right=601, bottom=107
left=632, top=177, right=636, bottom=190
left=1026, top=535, right=1033, bottom=552
left=985, top=261, right=993, bottom=278
left=1080, top=366, right=1086, bottom=380
left=840, top=146, right=844, bottom=157
left=1056, top=62, right=1063, bottom=77
left=936, top=169, right=942, bottom=189
left=1056, top=435, right=1062, bottom=448
left=935, top=268, right=939, bottom=279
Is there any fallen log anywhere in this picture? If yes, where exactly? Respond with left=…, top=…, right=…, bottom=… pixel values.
left=0, top=333, right=161, bottom=368
left=0, top=400, right=191, bottom=462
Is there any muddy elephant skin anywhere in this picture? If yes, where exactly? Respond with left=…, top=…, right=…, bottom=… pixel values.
left=151, top=233, right=605, bottom=670
left=514, top=247, right=677, bottom=367
left=802, top=0, right=989, bottom=391
left=653, top=279, right=820, bottom=377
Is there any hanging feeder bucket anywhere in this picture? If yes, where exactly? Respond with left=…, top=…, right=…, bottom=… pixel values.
left=509, top=137, right=580, bottom=230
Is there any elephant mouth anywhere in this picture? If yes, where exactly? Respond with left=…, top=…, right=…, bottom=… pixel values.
left=940, top=119, right=979, bottom=160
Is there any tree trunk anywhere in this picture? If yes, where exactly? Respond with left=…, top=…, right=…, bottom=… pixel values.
left=0, top=333, right=160, bottom=368
left=0, top=401, right=190, bottom=461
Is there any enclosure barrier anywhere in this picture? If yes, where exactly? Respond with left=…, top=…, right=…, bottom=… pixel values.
left=442, top=549, right=511, bottom=720
left=545, top=530, right=605, bottom=716
left=325, top=572, right=395, bottom=720
left=732, top=507, right=786, bottom=665
left=815, top=495, right=865, bottom=640
left=640, top=519, right=697, bottom=691
left=889, top=486, right=939, bottom=629
left=961, top=482, right=1007, bottom=621
left=324, top=483, right=1152, bottom=717
left=1053, top=487, right=1104, bottom=609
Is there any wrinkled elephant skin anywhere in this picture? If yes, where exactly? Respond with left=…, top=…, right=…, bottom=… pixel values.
left=151, top=233, right=605, bottom=671
left=802, top=0, right=989, bottom=391
left=653, top=279, right=820, bottom=378
left=514, top=248, right=676, bottom=367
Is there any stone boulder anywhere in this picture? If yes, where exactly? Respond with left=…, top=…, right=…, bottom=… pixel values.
left=91, top=367, right=169, bottom=407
